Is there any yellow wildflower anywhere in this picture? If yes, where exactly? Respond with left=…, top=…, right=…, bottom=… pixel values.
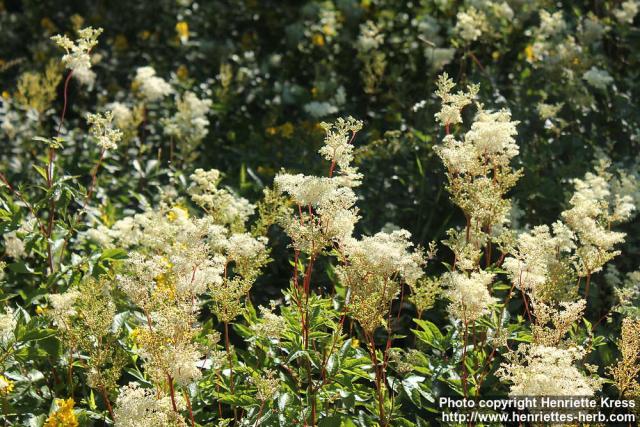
left=44, top=398, right=78, bottom=427
left=0, top=375, right=14, bottom=395
left=312, top=33, right=325, bottom=47
left=279, top=122, right=294, bottom=138
left=266, top=126, right=277, bottom=136
left=40, top=17, right=57, bottom=34
left=176, top=64, right=189, bottom=80
left=322, top=24, right=336, bottom=37
left=492, top=51, right=500, bottom=60
left=114, top=34, right=129, bottom=51
left=351, top=338, right=360, bottom=349
left=1, top=90, right=9, bottom=100
left=70, top=14, right=84, bottom=31
left=524, top=45, right=535, bottom=62
left=176, top=21, right=189, bottom=43
left=35, top=305, right=46, bottom=315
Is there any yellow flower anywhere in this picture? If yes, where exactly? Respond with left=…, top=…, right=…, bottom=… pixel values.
left=1, top=90, right=9, bottom=100
left=40, top=17, right=57, bottom=34
left=176, top=21, right=189, bottom=43
left=35, top=305, right=46, bottom=315
left=279, top=122, right=294, bottom=139
left=176, top=64, right=189, bottom=80
left=266, top=126, right=277, bottom=136
left=0, top=375, right=14, bottom=395
left=139, top=30, right=152, bottom=41
left=492, top=51, right=500, bottom=60
left=114, top=34, right=129, bottom=51
left=524, top=45, right=535, bottom=62
left=44, top=398, right=78, bottom=427
left=322, top=24, right=336, bottom=37
left=70, top=14, right=84, bottom=31
left=312, top=33, right=325, bottom=47
left=167, top=205, right=189, bottom=222
left=351, top=338, right=360, bottom=349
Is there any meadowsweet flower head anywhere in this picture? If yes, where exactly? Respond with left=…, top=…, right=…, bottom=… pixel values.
left=107, top=102, right=134, bottom=129
left=114, top=383, right=187, bottom=427
left=253, top=369, right=280, bottom=402
left=410, top=277, right=441, bottom=316
left=134, top=66, right=173, bottom=102
left=614, top=0, right=639, bottom=24
left=0, top=307, right=15, bottom=344
left=455, top=7, right=488, bottom=42
left=503, top=224, right=576, bottom=298
left=445, top=271, right=497, bottom=322
left=561, top=160, right=636, bottom=276
left=163, top=91, right=212, bottom=159
left=583, top=66, right=614, bottom=90
left=251, top=304, right=287, bottom=340
left=318, top=116, right=363, bottom=180
left=434, top=73, right=479, bottom=127
left=2, top=231, right=25, bottom=259
left=51, top=27, right=102, bottom=72
left=497, top=344, right=602, bottom=396
left=189, top=168, right=255, bottom=231
left=337, top=230, right=426, bottom=332
left=434, top=85, right=521, bottom=231
left=608, top=318, right=640, bottom=398
left=532, top=299, right=586, bottom=346
left=86, top=111, right=123, bottom=151
left=48, top=289, right=81, bottom=331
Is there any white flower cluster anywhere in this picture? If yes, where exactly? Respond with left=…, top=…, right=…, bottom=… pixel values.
left=86, top=110, right=123, bottom=151
left=455, top=7, right=488, bottom=42
left=561, top=160, right=636, bottom=275
left=434, top=75, right=520, bottom=231
left=274, top=117, right=364, bottom=253
left=114, top=383, right=187, bottom=427
left=497, top=344, right=602, bottom=396
left=357, top=20, right=384, bottom=51
left=163, top=92, right=212, bottom=153
left=503, top=223, right=575, bottom=294
left=2, top=231, right=25, bottom=259
left=134, top=66, right=173, bottom=102
left=582, top=66, right=614, bottom=90
left=0, top=307, right=16, bottom=344
left=337, top=230, right=426, bottom=332
left=51, top=27, right=102, bottom=72
left=614, top=0, right=640, bottom=24
left=188, top=168, right=255, bottom=231
left=107, top=102, right=134, bottom=129
left=317, top=116, right=363, bottom=180
left=48, top=289, right=81, bottom=331
left=444, top=271, right=497, bottom=322
left=433, top=73, right=479, bottom=127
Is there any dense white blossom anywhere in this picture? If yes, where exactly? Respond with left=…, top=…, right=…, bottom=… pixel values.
left=497, top=344, right=602, bottom=396
left=2, top=231, right=25, bottom=259
left=614, top=0, right=639, bottom=24
left=0, top=307, right=16, bottom=344
left=583, top=66, right=614, bottom=90
left=134, top=66, right=173, bottom=102
left=51, top=27, right=102, bottom=72
left=86, top=110, right=123, bottom=151
left=445, top=271, right=497, bottom=322
left=455, top=7, right=488, bottom=42
left=114, top=383, right=187, bottom=427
